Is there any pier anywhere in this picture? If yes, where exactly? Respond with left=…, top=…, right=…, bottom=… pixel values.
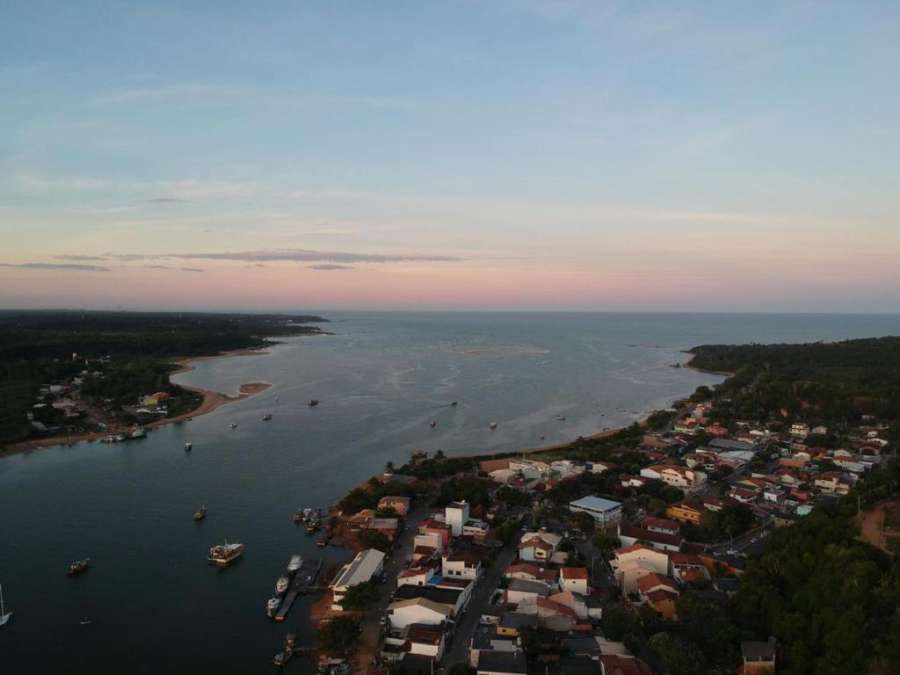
left=274, top=559, right=322, bottom=622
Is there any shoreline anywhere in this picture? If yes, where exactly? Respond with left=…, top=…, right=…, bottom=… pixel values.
left=2, top=348, right=273, bottom=457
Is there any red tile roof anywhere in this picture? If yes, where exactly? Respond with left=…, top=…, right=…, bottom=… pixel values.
left=561, top=567, right=589, bottom=580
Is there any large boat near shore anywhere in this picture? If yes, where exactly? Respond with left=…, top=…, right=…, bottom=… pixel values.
left=275, top=576, right=290, bottom=596
left=208, top=541, right=244, bottom=567
left=287, top=555, right=302, bottom=573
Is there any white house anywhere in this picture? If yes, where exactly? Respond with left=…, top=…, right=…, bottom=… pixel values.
left=442, top=551, right=482, bottom=580
left=445, top=501, right=470, bottom=537
left=559, top=567, right=589, bottom=595
left=388, top=598, right=454, bottom=630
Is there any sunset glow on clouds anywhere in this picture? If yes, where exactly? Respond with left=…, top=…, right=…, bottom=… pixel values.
left=2, top=2, right=899, bottom=312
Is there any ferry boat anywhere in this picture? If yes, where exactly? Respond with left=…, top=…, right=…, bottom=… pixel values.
left=287, top=555, right=302, bottom=573
left=193, top=505, right=207, bottom=521
left=184, top=442, right=192, bottom=451
left=262, top=413, right=272, bottom=421
left=275, top=576, right=290, bottom=595
left=66, top=559, right=90, bottom=576
left=208, top=541, right=244, bottom=567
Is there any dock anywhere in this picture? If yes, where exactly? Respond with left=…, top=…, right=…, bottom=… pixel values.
left=274, top=559, right=322, bottom=622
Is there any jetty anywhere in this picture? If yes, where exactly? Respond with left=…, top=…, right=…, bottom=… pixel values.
left=274, top=559, right=322, bottom=622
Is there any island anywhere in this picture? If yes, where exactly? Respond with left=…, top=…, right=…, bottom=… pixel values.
left=0, top=310, right=328, bottom=453
left=308, top=336, right=900, bottom=675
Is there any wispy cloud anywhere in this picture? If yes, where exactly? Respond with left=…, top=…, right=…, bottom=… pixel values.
left=309, top=264, right=354, bottom=271
left=144, top=264, right=204, bottom=272
left=139, top=197, right=185, bottom=204
left=55, top=254, right=108, bottom=261
left=0, top=262, right=110, bottom=272
left=113, top=249, right=460, bottom=264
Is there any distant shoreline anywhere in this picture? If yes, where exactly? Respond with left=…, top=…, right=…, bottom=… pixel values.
left=2, top=348, right=272, bottom=456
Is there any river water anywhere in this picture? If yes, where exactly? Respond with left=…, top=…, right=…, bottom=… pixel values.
left=3, top=312, right=900, bottom=673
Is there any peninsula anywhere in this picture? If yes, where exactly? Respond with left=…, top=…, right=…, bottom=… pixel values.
left=0, top=310, right=328, bottom=453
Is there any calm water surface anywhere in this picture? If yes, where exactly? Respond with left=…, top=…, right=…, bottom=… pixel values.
left=3, top=312, right=900, bottom=673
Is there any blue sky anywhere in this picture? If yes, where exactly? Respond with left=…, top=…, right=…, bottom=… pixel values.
left=1, top=1, right=899, bottom=311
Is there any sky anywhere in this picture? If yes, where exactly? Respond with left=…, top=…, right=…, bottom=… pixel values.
left=1, top=1, right=899, bottom=313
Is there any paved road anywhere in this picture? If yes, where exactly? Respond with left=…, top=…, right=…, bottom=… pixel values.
left=441, top=544, right=518, bottom=671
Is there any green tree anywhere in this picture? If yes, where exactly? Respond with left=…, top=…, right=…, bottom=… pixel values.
left=357, top=529, right=391, bottom=552
left=648, top=633, right=704, bottom=675
left=339, top=580, right=379, bottom=610
left=318, top=616, right=361, bottom=655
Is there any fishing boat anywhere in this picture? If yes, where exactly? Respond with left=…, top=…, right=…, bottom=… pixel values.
left=0, top=584, right=12, bottom=627
left=262, top=413, right=272, bottom=421
left=275, top=576, right=290, bottom=596
left=308, top=399, right=319, bottom=407
left=207, top=541, right=244, bottom=567
left=184, top=442, right=192, bottom=451
left=129, top=425, right=146, bottom=439
left=66, top=559, right=90, bottom=576
left=193, top=505, right=207, bottom=521
left=287, top=555, right=302, bottom=573
left=489, top=422, right=498, bottom=430
left=266, top=597, right=281, bottom=617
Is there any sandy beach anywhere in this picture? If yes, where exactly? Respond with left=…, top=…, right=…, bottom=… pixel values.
left=2, top=349, right=272, bottom=456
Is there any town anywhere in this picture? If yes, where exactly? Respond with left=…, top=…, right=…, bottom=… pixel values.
left=312, top=369, right=899, bottom=675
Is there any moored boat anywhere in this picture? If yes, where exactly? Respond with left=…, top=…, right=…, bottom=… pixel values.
left=287, top=555, right=302, bottom=573
left=184, top=442, right=192, bottom=451
left=267, top=597, right=281, bottom=617
left=208, top=541, right=244, bottom=567
left=0, top=584, right=12, bottom=628
left=489, top=421, right=498, bottom=430
left=308, top=399, right=319, bottom=407
left=193, top=505, right=207, bottom=521
left=262, top=413, right=272, bottom=421
left=66, top=559, right=90, bottom=576
left=275, top=576, right=290, bottom=596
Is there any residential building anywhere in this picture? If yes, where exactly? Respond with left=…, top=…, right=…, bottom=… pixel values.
left=617, top=524, right=683, bottom=553
left=442, top=551, right=482, bottom=580
left=378, top=495, right=411, bottom=516
left=387, top=598, right=453, bottom=630
left=741, top=638, right=777, bottom=674
left=568, top=495, right=623, bottom=526
left=445, top=501, right=470, bottom=536
left=518, top=530, right=562, bottom=562
left=475, top=649, right=528, bottom=675
left=599, top=654, right=653, bottom=675
left=665, top=501, right=707, bottom=525
left=559, top=567, right=589, bottom=595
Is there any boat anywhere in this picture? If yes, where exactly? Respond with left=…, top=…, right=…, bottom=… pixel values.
left=129, top=425, right=146, bottom=439
left=66, top=559, right=90, bottom=576
left=184, top=442, right=192, bottom=451
left=207, top=541, right=245, bottom=567
left=275, top=576, right=290, bottom=595
left=308, top=399, right=319, bottom=407
left=0, top=584, right=12, bottom=627
left=555, top=415, right=566, bottom=422
left=230, top=422, right=238, bottom=429
left=315, top=534, right=328, bottom=548
left=193, top=505, right=207, bottom=521
left=273, top=632, right=297, bottom=666
left=287, top=555, right=302, bottom=573
left=262, top=414, right=272, bottom=421
left=267, top=597, right=281, bottom=617
left=79, top=617, right=91, bottom=626
left=450, top=401, right=458, bottom=407
left=101, top=435, right=117, bottom=444
left=489, top=422, right=498, bottom=430
left=429, top=420, right=437, bottom=428
left=304, top=516, right=321, bottom=534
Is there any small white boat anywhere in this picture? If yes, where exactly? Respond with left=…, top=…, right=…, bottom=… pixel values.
left=489, top=422, right=498, bottom=430
left=287, top=555, right=302, bottom=573
left=429, top=420, right=437, bottom=428
left=275, top=576, right=290, bottom=595
left=262, top=413, right=272, bottom=421
left=184, top=442, right=192, bottom=451
left=0, top=583, right=12, bottom=627
left=267, top=597, right=281, bottom=615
